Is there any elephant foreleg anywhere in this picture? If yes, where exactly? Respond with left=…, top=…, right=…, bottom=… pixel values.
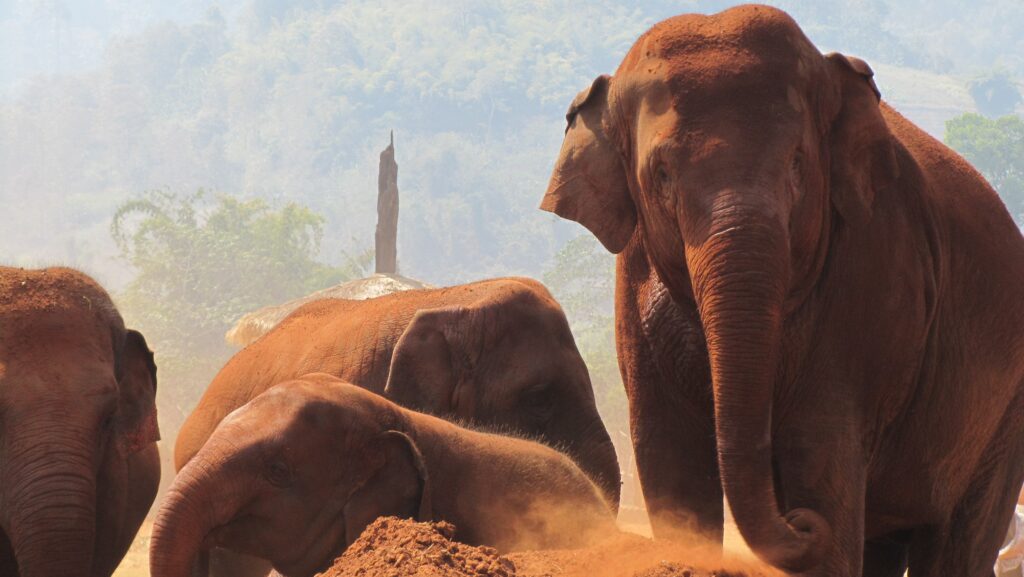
left=619, top=284, right=721, bottom=542
left=908, top=389, right=1024, bottom=577
left=863, top=533, right=910, bottom=577
left=0, top=530, right=16, bottom=576
left=629, top=380, right=722, bottom=542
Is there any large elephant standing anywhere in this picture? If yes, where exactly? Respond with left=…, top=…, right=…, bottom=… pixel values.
left=0, top=267, right=160, bottom=577
left=542, top=5, right=1024, bottom=577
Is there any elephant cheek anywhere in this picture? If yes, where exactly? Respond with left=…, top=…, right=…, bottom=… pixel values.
left=645, top=223, right=694, bottom=302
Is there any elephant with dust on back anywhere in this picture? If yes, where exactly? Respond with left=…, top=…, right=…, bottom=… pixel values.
left=542, top=5, right=1024, bottom=577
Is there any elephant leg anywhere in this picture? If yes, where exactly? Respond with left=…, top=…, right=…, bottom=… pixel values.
left=773, top=412, right=867, bottom=577
left=630, top=385, right=721, bottom=542
left=621, top=309, right=720, bottom=541
left=192, top=550, right=209, bottom=577
left=862, top=533, right=909, bottom=577
left=908, top=391, right=1024, bottom=577
left=0, top=530, right=16, bottom=576
left=210, top=547, right=273, bottom=577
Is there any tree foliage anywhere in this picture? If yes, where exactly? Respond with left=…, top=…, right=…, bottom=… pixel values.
left=112, top=189, right=370, bottom=427
left=945, top=113, right=1024, bottom=223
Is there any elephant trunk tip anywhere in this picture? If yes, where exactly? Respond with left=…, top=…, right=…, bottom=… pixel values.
left=752, top=507, right=831, bottom=573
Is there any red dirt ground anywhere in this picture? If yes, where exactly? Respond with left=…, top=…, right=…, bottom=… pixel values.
left=317, top=517, right=778, bottom=577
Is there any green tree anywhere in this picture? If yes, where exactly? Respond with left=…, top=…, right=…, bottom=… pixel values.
left=945, top=113, right=1024, bottom=223
left=111, top=189, right=370, bottom=431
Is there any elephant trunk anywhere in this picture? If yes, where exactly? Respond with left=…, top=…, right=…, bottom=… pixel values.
left=575, top=419, right=622, bottom=511
left=2, top=418, right=98, bottom=577
left=150, top=448, right=249, bottom=577
left=684, top=198, right=829, bottom=572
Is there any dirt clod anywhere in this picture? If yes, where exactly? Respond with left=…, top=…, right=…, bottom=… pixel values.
left=318, top=518, right=775, bottom=577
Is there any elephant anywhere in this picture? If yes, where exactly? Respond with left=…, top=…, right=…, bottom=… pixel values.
left=174, top=277, right=620, bottom=577
left=540, top=5, right=1024, bottom=577
left=175, top=277, right=618, bottom=504
left=0, top=267, right=160, bottom=577
left=150, top=373, right=616, bottom=577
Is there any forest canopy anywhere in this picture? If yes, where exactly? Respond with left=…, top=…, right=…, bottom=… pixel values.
left=946, top=113, right=1024, bottom=223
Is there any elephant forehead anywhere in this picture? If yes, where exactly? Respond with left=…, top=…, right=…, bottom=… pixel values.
left=642, top=5, right=812, bottom=60
left=622, top=7, right=819, bottom=96
left=255, top=381, right=390, bottom=437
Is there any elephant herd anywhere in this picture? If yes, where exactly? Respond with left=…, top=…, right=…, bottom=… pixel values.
left=1, top=5, right=1022, bottom=577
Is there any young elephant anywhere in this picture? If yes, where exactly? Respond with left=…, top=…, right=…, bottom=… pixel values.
left=0, top=267, right=159, bottom=577
left=176, top=277, right=619, bottom=506
left=151, top=374, right=615, bottom=577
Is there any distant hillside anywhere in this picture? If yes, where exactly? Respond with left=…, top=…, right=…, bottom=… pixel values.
left=874, top=64, right=976, bottom=138
left=1, top=1, right=1020, bottom=290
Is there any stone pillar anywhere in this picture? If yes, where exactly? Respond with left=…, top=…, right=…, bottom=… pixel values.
left=375, top=131, right=398, bottom=274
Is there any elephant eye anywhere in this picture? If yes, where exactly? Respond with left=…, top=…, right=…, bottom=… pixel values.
left=652, top=165, right=676, bottom=209
left=790, top=153, right=805, bottom=202
left=266, top=460, right=294, bottom=488
left=656, top=165, right=671, bottom=185
left=99, top=400, right=118, bottom=432
left=522, top=384, right=556, bottom=421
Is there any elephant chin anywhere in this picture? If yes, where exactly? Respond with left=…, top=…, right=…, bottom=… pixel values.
left=264, top=517, right=349, bottom=577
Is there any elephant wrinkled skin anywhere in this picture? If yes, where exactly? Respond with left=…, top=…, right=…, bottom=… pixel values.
left=0, top=267, right=159, bottom=577
left=542, top=5, right=1024, bottom=577
left=151, top=374, right=615, bottom=577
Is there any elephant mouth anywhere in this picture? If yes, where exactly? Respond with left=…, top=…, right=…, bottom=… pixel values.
left=270, top=508, right=350, bottom=577
left=200, top=511, right=346, bottom=577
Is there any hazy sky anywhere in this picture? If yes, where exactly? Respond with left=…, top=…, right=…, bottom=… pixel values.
left=0, top=0, right=244, bottom=95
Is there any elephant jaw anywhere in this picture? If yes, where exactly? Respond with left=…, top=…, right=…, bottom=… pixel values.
left=269, top=520, right=349, bottom=577
left=204, top=508, right=350, bottom=577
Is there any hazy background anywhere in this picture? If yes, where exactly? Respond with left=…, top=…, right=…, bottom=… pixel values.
left=4, top=0, right=1022, bottom=285
left=3, top=1, right=1023, bottom=533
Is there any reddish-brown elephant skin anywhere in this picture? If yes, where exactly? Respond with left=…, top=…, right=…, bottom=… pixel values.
left=0, top=267, right=159, bottom=577
left=541, top=5, right=1024, bottom=577
left=151, top=374, right=615, bottom=577
left=173, top=277, right=619, bottom=576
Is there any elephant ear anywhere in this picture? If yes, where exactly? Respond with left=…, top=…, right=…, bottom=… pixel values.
left=825, top=53, right=900, bottom=226
left=115, top=329, right=160, bottom=455
left=384, top=308, right=473, bottom=416
left=342, top=430, right=432, bottom=544
left=541, top=74, right=636, bottom=253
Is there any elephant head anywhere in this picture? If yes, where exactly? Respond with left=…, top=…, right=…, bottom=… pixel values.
left=150, top=375, right=431, bottom=577
left=382, top=279, right=621, bottom=507
left=0, top=267, right=159, bottom=577
left=541, top=6, right=899, bottom=572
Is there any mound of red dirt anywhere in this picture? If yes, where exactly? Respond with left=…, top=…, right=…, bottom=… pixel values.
left=317, top=517, right=773, bottom=577
left=319, top=517, right=515, bottom=577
